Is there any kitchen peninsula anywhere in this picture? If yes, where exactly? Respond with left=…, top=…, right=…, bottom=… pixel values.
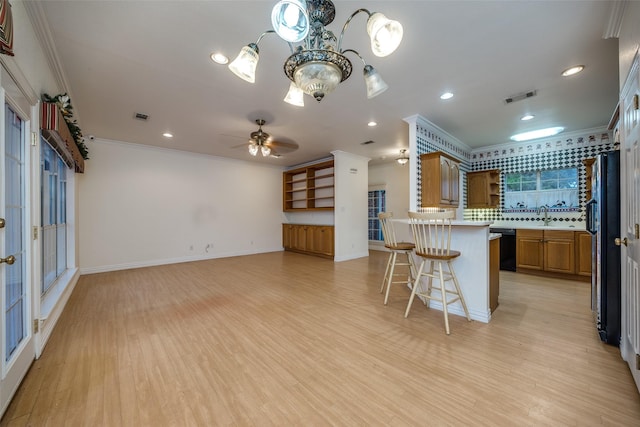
left=393, top=219, right=499, bottom=323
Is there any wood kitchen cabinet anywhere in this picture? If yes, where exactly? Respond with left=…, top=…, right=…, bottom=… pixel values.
left=467, top=169, right=500, bottom=208
left=544, top=230, right=576, bottom=274
left=583, top=158, right=595, bottom=202
left=282, top=224, right=334, bottom=258
left=420, top=152, right=460, bottom=208
left=516, top=229, right=589, bottom=281
left=516, top=229, right=545, bottom=270
left=489, top=237, right=500, bottom=312
left=575, top=231, right=593, bottom=277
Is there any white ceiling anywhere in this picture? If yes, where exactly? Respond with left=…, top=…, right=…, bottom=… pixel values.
left=31, top=0, right=621, bottom=167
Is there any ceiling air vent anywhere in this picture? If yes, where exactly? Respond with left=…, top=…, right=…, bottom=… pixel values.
left=504, top=90, right=537, bottom=104
left=361, top=140, right=375, bottom=145
left=134, top=112, right=149, bottom=121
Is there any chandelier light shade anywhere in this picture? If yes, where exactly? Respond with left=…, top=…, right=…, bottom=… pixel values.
left=271, top=0, right=310, bottom=42
left=228, top=43, right=259, bottom=83
left=228, top=0, right=403, bottom=104
left=366, top=12, right=404, bottom=57
left=396, top=149, right=409, bottom=165
left=363, top=64, right=388, bottom=99
left=284, top=81, right=305, bottom=106
left=248, top=143, right=260, bottom=156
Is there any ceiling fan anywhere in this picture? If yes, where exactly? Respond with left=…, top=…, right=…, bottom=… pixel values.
left=241, top=119, right=298, bottom=157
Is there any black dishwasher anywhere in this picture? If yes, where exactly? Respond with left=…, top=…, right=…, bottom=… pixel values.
left=490, top=228, right=516, bottom=271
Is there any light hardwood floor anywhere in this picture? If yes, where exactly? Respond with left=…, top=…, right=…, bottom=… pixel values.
left=2, top=250, right=639, bottom=426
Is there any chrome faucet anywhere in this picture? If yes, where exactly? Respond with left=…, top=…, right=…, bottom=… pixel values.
left=537, top=205, right=551, bottom=226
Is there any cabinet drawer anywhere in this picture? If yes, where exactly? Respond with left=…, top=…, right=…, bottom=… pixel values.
left=517, top=229, right=543, bottom=239
left=544, top=230, right=575, bottom=240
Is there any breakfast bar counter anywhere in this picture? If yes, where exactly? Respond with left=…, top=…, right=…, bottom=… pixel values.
left=393, top=219, right=497, bottom=323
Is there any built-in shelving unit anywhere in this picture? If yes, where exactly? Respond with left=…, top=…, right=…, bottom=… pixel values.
left=283, top=160, right=334, bottom=211
left=467, top=169, right=500, bottom=208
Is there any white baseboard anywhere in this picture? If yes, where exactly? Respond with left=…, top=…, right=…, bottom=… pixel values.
left=79, top=247, right=285, bottom=274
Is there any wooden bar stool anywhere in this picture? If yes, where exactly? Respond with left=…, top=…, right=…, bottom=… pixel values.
left=378, top=212, right=417, bottom=305
left=405, top=210, right=471, bottom=334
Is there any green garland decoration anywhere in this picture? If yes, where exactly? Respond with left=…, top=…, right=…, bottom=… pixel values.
left=42, top=93, right=89, bottom=160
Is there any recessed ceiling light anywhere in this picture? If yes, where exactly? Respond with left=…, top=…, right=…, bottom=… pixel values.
left=521, top=114, right=535, bottom=121
left=162, top=132, right=173, bottom=138
left=510, top=126, right=564, bottom=142
left=561, top=65, right=584, bottom=77
left=368, top=121, right=377, bottom=127
left=440, top=92, right=454, bottom=100
left=210, top=52, right=229, bottom=65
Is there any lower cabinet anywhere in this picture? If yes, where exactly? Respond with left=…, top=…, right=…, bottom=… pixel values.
left=516, top=229, right=591, bottom=280
left=489, top=237, right=500, bottom=312
left=575, top=231, right=592, bottom=277
left=282, top=224, right=334, bottom=258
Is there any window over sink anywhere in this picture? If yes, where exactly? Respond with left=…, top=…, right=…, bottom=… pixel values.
left=504, top=167, right=579, bottom=213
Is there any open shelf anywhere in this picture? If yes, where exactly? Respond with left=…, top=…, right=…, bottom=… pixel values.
left=283, top=160, right=335, bottom=211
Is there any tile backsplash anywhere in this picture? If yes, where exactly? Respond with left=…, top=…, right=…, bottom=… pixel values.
left=464, top=130, right=615, bottom=224
left=408, top=115, right=616, bottom=226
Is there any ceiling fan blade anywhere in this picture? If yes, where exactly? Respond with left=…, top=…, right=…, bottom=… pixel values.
left=266, top=139, right=299, bottom=153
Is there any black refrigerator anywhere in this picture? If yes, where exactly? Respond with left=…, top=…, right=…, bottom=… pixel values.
left=586, top=150, right=621, bottom=346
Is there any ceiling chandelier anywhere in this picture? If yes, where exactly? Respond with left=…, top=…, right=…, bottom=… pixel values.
left=396, top=149, right=409, bottom=165
left=228, top=0, right=403, bottom=106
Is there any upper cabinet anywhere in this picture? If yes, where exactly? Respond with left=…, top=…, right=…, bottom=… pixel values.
left=467, top=169, right=500, bottom=208
left=283, top=160, right=334, bottom=211
left=420, top=152, right=460, bottom=208
left=583, top=158, right=595, bottom=201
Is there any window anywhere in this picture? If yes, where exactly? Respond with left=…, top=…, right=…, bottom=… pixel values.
left=368, top=189, right=386, bottom=240
left=504, top=167, right=579, bottom=212
left=41, top=139, right=69, bottom=294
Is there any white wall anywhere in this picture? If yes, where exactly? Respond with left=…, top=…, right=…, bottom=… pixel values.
left=332, top=151, right=369, bottom=262
left=368, top=161, right=410, bottom=219
left=78, top=139, right=286, bottom=273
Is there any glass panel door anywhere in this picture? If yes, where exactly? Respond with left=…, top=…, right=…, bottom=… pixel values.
left=3, top=105, right=26, bottom=361
left=1, top=102, right=33, bottom=417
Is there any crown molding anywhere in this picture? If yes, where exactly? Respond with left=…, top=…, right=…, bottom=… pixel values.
left=603, top=0, right=627, bottom=39
left=23, top=1, right=75, bottom=113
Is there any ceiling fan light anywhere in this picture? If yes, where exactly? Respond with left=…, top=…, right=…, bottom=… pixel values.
left=248, top=143, right=259, bottom=156
left=367, top=12, right=403, bottom=57
left=228, top=44, right=259, bottom=83
left=261, top=145, right=272, bottom=156
left=271, top=0, right=309, bottom=42
left=294, top=61, right=342, bottom=102
left=284, top=81, right=305, bottom=106
left=363, top=65, right=388, bottom=99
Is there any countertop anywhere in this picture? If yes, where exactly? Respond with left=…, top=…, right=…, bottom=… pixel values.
left=394, top=219, right=492, bottom=227
left=489, top=222, right=586, bottom=232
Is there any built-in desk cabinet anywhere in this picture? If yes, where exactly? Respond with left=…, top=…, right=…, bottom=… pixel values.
left=282, top=224, right=334, bottom=258
left=420, top=152, right=460, bottom=208
left=467, top=169, right=500, bottom=208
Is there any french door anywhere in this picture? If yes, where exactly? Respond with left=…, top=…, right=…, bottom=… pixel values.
left=620, top=52, right=640, bottom=392
left=0, top=100, right=34, bottom=415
